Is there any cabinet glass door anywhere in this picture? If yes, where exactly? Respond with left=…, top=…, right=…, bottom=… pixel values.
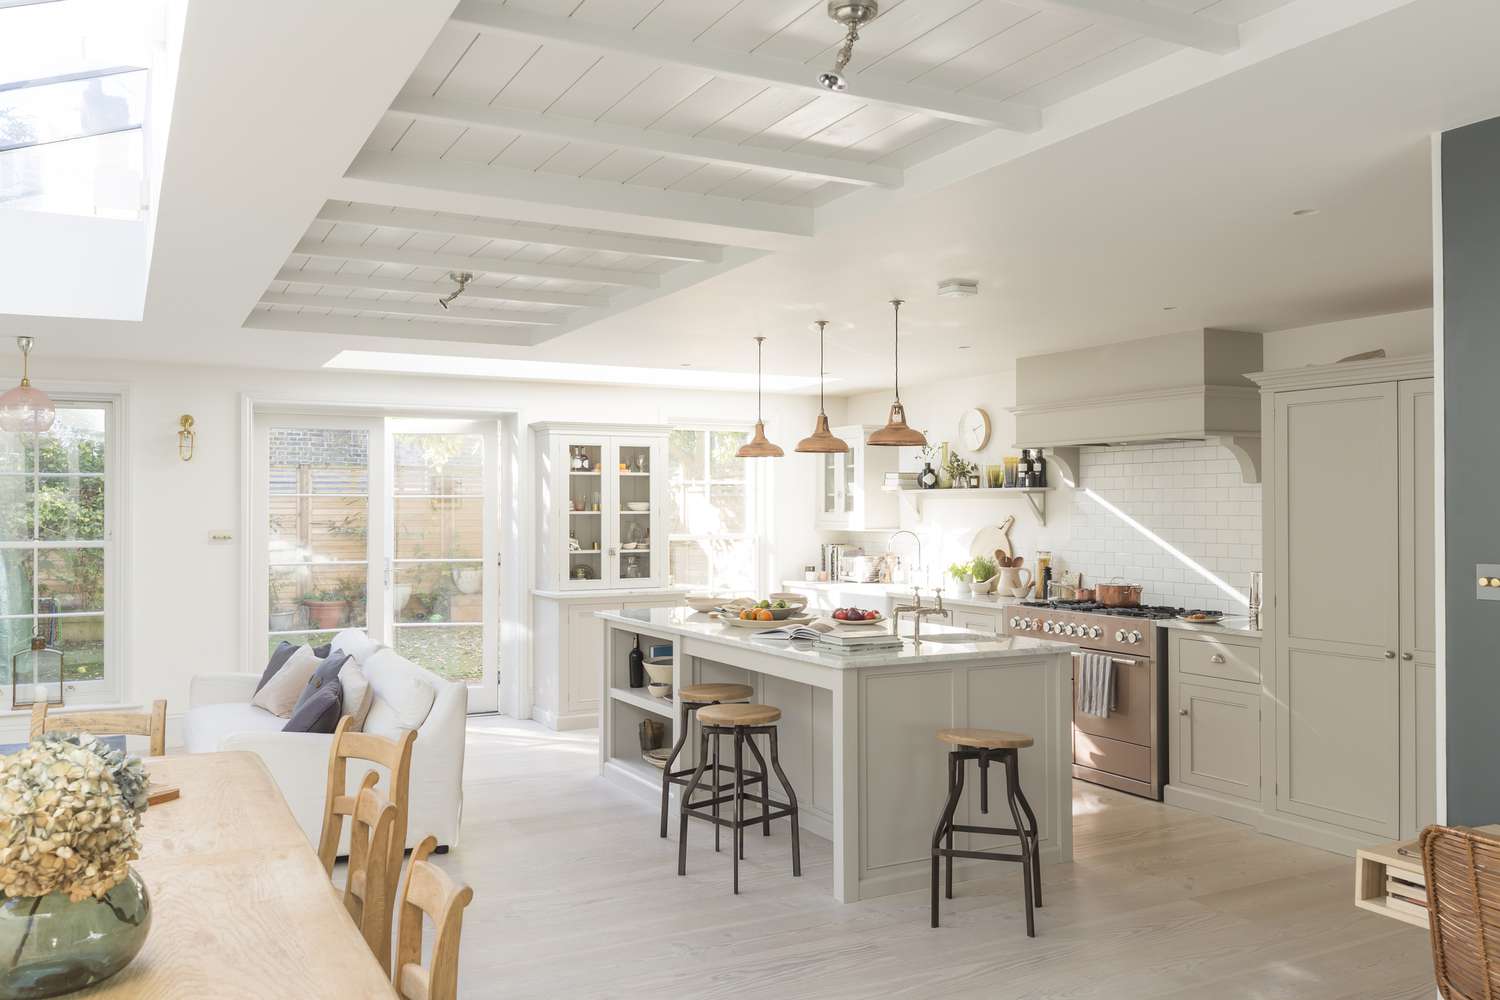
left=821, top=453, right=838, bottom=517
left=612, top=438, right=654, bottom=584
left=563, top=438, right=607, bottom=588
left=842, top=445, right=857, bottom=514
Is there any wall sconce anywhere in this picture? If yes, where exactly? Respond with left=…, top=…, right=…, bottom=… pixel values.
left=177, top=414, right=196, bottom=461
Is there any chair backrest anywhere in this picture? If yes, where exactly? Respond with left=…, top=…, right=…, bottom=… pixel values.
left=1422, top=824, right=1500, bottom=999
left=318, top=716, right=415, bottom=899
left=31, top=700, right=167, bottom=757
left=343, top=772, right=398, bottom=974
left=394, top=835, right=474, bottom=1000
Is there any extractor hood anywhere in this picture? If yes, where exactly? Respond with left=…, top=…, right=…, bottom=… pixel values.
left=1009, top=328, right=1263, bottom=486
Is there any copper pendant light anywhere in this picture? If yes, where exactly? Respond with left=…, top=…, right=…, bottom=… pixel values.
left=736, top=336, right=784, bottom=458
left=795, top=320, right=849, bottom=454
left=866, top=299, right=927, bottom=447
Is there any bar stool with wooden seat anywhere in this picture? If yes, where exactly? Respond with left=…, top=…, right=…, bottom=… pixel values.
left=31, top=700, right=167, bottom=757
left=930, top=727, right=1042, bottom=936
left=659, top=682, right=759, bottom=848
left=678, top=702, right=800, bottom=894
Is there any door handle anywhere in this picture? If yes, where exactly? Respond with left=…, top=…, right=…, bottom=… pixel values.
left=1179, top=708, right=1189, bottom=716
left=1383, top=650, right=1396, bottom=659
left=1209, top=654, right=1225, bottom=664
left=1401, top=652, right=1414, bottom=661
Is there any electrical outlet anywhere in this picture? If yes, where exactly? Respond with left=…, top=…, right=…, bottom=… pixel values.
left=1477, top=563, right=1500, bottom=601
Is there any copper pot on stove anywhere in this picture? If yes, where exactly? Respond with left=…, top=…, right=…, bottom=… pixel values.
left=1095, top=580, right=1143, bottom=607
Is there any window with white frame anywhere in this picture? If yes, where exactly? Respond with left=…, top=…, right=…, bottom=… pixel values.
left=667, top=427, right=756, bottom=593
left=0, top=401, right=114, bottom=695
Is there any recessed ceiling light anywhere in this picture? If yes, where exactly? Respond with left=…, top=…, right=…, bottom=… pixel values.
left=1292, top=208, right=1320, bottom=217
left=325, top=351, right=826, bottom=392
left=957, top=345, right=971, bottom=350
left=679, top=363, right=692, bottom=368
left=1162, top=305, right=1178, bottom=311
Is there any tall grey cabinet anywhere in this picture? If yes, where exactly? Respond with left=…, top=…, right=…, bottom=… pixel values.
left=1251, top=357, right=1435, bottom=851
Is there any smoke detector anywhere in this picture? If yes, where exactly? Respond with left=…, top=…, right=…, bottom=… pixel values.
left=937, top=278, right=979, bottom=298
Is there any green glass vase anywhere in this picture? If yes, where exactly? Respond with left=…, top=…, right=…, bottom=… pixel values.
left=0, top=868, right=151, bottom=999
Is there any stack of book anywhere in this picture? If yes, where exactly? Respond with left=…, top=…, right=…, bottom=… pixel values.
left=750, top=621, right=904, bottom=655
left=883, top=471, right=919, bottom=492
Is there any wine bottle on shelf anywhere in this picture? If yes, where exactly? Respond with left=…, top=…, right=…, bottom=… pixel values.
left=628, top=635, right=645, bottom=689
left=1033, top=448, right=1047, bottom=488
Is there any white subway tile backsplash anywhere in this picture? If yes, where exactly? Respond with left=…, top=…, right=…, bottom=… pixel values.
left=1058, top=441, right=1262, bottom=613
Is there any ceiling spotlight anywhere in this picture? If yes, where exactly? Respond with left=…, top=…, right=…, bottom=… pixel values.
left=438, top=271, right=474, bottom=310
left=937, top=278, right=978, bottom=298
left=1292, top=208, right=1320, bottom=217
left=818, top=1, right=879, bottom=92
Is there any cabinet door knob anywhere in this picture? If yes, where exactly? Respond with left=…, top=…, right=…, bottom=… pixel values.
left=1209, top=654, right=1225, bottom=664
left=1178, top=708, right=1189, bottom=716
left=1384, top=649, right=1396, bottom=659
left=1401, top=651, right=1414, bottom=661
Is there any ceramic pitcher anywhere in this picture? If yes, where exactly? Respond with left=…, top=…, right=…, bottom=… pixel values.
left=997, top=565, right=1033, bottom=597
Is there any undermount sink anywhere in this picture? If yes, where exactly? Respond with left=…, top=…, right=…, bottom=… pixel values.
left=908, top=632, right=988, bottom=644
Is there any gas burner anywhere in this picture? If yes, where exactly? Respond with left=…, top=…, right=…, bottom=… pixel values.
left=1017, top=600, right=1184, bottom=619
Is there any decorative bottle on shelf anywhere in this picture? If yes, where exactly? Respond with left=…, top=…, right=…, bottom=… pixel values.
left=1032, top=448, right=1047, bottom=488
left=918, top=463, right=939, bottom=490
left=628, top=635, right=645, bottom=688
left=581, top=450, right=592, bottom=472
left=570, top=447, right=582, bottom=471
left=1017, top=449, right=1033, bottom=488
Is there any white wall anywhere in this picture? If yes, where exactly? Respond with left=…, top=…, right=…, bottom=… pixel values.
left=0, top=357, right=822, bottom=736
left=836, top=309, right=1433, bottom=609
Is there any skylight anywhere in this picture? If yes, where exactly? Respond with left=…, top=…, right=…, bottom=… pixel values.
left=0, top=0, right=163, bottom=219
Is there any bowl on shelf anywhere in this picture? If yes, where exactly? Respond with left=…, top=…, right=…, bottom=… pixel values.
left=647, top=682, right=672, bottom=700
left=626, top=502, right=650, bottom=512
left=768, top=592, right=809, bottom=611
left=643, top=660, right=673, bottom=685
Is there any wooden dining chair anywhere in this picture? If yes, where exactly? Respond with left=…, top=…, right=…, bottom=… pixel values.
left=343, top=771, right=398, bottom=973
left=1422, top=824, right=1500, bottom=999
left=318, top=718, right=416, bottom=953
left=30, top=700, right=168, bottom=757
left=394, top=835, right=474, bottom=1000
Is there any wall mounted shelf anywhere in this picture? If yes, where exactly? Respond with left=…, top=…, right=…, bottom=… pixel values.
left=888, top=486, right=1053, bottom=526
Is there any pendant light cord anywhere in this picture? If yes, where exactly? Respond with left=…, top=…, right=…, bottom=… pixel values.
left=816, top=321, right=828, bottom=416
left=890, top=299, right=904, bottom=403
left=754, top=335, right=765, bottom=421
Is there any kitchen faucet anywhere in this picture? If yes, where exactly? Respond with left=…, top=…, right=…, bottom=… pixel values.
left=887, top=529, right=922, bottom=584
left=891, top=586, right=950, bottom=643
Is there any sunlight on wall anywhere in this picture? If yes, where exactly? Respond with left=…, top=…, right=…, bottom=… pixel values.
left=1080, top=487, right=1248, bottom=607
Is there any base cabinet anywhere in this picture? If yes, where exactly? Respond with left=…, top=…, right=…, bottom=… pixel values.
left=1171, top=678, right=1260, bottom=802
left=532, top=591, right=682, bottom=730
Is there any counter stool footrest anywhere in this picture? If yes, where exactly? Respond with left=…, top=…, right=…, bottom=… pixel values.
left=933, top=848, right=1029, bottom=864
left=948, top=823, right=1027, bottom=837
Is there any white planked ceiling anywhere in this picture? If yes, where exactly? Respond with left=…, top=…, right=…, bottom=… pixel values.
left=249, top=0, right=1305, bottom=345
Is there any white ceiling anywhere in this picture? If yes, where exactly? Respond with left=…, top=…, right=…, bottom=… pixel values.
left=3, top=0, right=1496, bottom=392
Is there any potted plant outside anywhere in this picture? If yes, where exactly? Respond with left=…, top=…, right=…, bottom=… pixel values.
left=301, top=589, right=349, bottom=630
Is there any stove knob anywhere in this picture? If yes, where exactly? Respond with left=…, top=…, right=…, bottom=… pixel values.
left=1008, top=616, right=1019, bottom=629
left=1115, top=629, right=1126, bottom=642
left=1128, top=630, right=1142, bottom=644
left=1024, top=618, right=1036, bottom=630
left=1090, top=625, right=1103, bottom=639
left=1062, top=623, right=1074, bottom=636
left=1042, top=621, right=1053, bottom=634
left=1067, top=624, right=1080, bottom=636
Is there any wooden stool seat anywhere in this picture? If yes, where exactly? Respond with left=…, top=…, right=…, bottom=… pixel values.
left=698, top=703, right=781, bottom=727
left=937, top=728, right=1034, bottom=750
left=679, top=683, right=753, bottom=704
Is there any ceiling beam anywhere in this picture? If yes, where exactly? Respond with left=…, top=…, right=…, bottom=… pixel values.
left=259, top=291, right=566, bottom=326
left=246, top=310, right=554, bottom=347
left=334, top=151, right=814, bottom=251
left=448, top=1, right=1039, bottom=132
left=389, top=93, right=903, bottom=189
left=316, top=202, right=722, bottom=263
left=274, top=267, right=609, bottom=307
left=292, top=238, right=661, bottom=288
left=1023, top=0, right=1238, bottom=53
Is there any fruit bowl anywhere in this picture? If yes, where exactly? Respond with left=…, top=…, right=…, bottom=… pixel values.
left=829, top=607, right=886, bottom=625
left=685, top=594, right=725, bottom=613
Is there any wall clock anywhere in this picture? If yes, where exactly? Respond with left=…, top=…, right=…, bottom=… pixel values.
left=959, top=407, right=991, bottom=451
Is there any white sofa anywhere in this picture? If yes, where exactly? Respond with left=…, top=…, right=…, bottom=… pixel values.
left=184, top=628, right=467, bottom=854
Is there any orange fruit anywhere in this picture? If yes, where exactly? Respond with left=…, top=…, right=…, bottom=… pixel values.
left=739, top=609, right=753, bottom=620
left=755, top=608, right=773, bottom=621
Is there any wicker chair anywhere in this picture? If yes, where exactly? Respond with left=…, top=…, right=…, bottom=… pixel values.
left=1422, top=824, right=1500, bottom=999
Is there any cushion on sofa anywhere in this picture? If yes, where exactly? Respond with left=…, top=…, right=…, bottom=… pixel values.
left=361, top=649, right=437, bottom=738
left=182, top=701, right=285, bottom=754
left=338, top=660, right=374, bottom=731
left=251, top=644, right=321, bottom=718
left=284, top=677, right=343, bottom=734
left=291, top=649, right=350, bottom=717
left=256, top=641, right=299, bottom=694
left=328, top=628, right=380, bottom=665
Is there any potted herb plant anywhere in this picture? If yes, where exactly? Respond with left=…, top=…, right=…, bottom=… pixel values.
left=949, top=556, right=999, bottom=595
left=301, top=589, right=349, bottom=630
left=0, top=734, right=153, bottom=997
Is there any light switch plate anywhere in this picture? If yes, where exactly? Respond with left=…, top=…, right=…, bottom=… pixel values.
left=1477, top=563, right=1500, bottom=601
left=208, top=531, right=234, bottom=544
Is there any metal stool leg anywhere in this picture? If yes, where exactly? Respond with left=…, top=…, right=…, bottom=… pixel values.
left=745, top=733, right=772, bottom=837
left=930, top=750, right=964, bottom=928
left=712, top=728, right=722, bottom=853
left=678, top=727, right=712, bottom=876
left=1004, top=750, right=1036, bottom=938
left=732, top=728, right=745, bottom=893
left=768, top=726, right=800, bottom=877
left=946, top=753, right=967, bottom=900
left=660, top=699, right=694, bottom=838
left=1013, top=776, right=1042, bottom=907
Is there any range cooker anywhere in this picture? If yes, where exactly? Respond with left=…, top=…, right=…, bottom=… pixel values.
left=1003, top=600, right=1183, bottom=800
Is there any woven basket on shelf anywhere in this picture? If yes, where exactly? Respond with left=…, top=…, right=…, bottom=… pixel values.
left=1423, top=824, right=1500, bottom=999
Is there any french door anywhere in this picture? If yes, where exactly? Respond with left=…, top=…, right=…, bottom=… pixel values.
left=254, top=413, right=500, bottom=713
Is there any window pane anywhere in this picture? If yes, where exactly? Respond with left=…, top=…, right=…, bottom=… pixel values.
left=0, top=476, right=33, bottom=539
left=392, top=434, right=483, bottom=495
left=38, top=408, right=106, bottom=473
left=710, top=484, right=746, bottom=533
left=268, top=428, right=370, bottom=494
left=268, top=494, right=368, bottom=564
left=37, top=547, right=102, bottom=613
left=301, top=566, right=366, bottom=630
left=0, top=616, right=30, bottom=684
left=393, top=562, right=482, bottom=625
left=394, top=497, right=482, bottom=560
left=709, top=430, right=747, bottom=479
left=668, top=429, right=703, bottom=478
left=0, top=549, right=32, bottom=615
left=0, top=431, right=31, bottom=474
left=268, top=566, right=307, bottom=633
left=393, top=626, right=480, bottom=683
left=36, top=476, right=103, bottom=540
left=44, top=614, right=104, bottom=682
left=265, top=631, right=338, bottom=655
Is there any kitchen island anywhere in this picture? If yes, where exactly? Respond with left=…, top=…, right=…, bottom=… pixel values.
left=596, top=606, right=1075, bottom=903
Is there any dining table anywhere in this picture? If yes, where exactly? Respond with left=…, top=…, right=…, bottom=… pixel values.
left=73, top=751, right=398, bottom=999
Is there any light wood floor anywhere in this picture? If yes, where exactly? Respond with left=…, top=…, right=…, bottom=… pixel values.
left=425, top=717, right=1435, bottom=999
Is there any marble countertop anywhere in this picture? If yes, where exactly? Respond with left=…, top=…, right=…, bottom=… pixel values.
left=597, top=606, right=1074, bottom=670
left=780, top=580, right=1028, bottom=613
left=1160, top=616, right=1264, bottom=637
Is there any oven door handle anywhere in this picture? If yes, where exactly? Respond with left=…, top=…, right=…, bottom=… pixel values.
left=1072, top=653, right=1142, bottom=711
